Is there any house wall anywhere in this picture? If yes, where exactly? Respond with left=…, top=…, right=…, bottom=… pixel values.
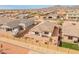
left=29, top=31, right=41, bottom=36
left=51, top=36, right=59, bottom=46
left=11, top=28, right=20, bottom=36
left=29, top=31, right=52, bottom=37
left=66, top=13, right=79, bottom=21
left=29, top=31, right=35, bottom=35
left=19, top=23, right=26, bottom=30
left=42, top=32, right=52, bottom=37
left=63, top=35, right=68, bottom=40
left=63, top=35, right=79, bottom=43
left=26, top=31, right=59, bottom=46
left=73, top=37, right=78, bottom=42
left=47, top=14, right=57, bottom=19
left=0, top=25, right=11, bottom=31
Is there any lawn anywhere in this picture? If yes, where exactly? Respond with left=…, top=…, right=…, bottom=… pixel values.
left=61, top=42, right=79, bottom=51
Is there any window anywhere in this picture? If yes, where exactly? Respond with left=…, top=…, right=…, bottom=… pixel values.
left=57, top=16, right=60, bottom=18
left=48, top=16, right=52, bottom=19
left=44, top=42, right=48, bottom=44
left=35, top=32, right=39, bottom=35
left=44, top=32, right=49, bottom=34
left=68, top=36, right=73, bottom=40
left=6, top=28, right=12, bottom=31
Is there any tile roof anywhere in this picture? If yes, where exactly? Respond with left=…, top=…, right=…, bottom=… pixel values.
left=30, top=21, right=59, bottom=32
left=6, top=18, right=34, bottom=28
left=62, top=22, right=79, bottom=37
left=0, top=17, right=12, bottom=25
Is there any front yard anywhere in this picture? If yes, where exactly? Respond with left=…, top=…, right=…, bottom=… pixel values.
left=61, top=42, right=79, bottom=51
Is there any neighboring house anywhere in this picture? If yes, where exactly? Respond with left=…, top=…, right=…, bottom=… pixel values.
left=0, top=17, right=13, bottom=25
left=0, top=17, right=17, bottom=30
left=62, top=22, right=79, bottom=43
left=7, top=19, right=34, bottom=29
left=43, top=11, right=66, bottom=20
left=16, top=14, right=29, bottom=19
left=44, top=12, right=58, bottom=20
left=1, top=19, right=34, bottom=36
left=66, top=10, right=79, bottom=21
left=26, top=21, right=62, bottom=46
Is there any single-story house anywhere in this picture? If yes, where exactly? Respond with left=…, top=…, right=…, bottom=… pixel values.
left=65, top=10, right=79, bottom=21
left=62, top=22, right=79, bottom=43
left=0, top=17, right=13, bottom=26
left=43, top=12, right=58, bottom=20
left=16, top=14, right=29, bottom=19
left=29, top=21, right=60, bottom=37
left=1, top=19, right=34, bottom=36
left=26, top=21, right=62, bottom=46
left=0, top=17, right=18, bottom=30
left=43, top=11, right=66, bottom=20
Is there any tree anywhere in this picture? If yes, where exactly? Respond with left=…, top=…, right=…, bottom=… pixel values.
left=57, top=19, right=64, bottom=25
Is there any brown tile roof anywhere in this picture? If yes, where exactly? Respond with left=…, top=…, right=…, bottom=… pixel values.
left=30, top=21, right=59, bottom=32
left=6, top=19, right=34, bottom=28
left=62, top=22, right=79, bottom=37
left=0, top=17, right=13, bottom=25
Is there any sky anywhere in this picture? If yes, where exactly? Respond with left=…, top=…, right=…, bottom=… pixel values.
left=0, top=5, right=51, bottom=9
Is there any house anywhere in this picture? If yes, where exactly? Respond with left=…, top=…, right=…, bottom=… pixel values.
left=16, top=14, right=29, bottom=19
left=26, top=21, right=62, bottom=46
left=43, top=12, right=58, bottom=20
left=0, top=17, right=17, bottom=30
left=7, top=19, right=34, bottom=29
left=0, top=17, right=13, bottom=26
left=1, top=19, right=34, bottom=36
left=44, top=10, right=66, bottom=20
left=66, top=10, right=79, bottom=21
left=62, top=22, right=79, bottom=43
left=29, top=21, right=59, bottom=37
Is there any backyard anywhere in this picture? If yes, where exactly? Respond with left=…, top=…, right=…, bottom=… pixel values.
left=61, top=42, right=79, bottom=51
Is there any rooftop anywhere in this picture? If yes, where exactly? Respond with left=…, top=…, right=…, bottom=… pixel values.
left=30, top=21, right=59, bottom=32
left=6, top=18, right=34, bottom=28
left=62, top=22, right=79, bottom=37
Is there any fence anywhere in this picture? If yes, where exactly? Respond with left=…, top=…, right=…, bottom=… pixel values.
left=0, top=34, right=79, bottom=54
left=14, top=37, right=79, bottom=54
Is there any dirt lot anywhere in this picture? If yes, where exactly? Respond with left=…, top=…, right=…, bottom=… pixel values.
left=0, top=41, right=30, bottom=54
left=0, top=30, right=30, bottom=54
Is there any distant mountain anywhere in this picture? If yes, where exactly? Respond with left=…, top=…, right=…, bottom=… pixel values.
left=31, top=5, right=79, bottom=13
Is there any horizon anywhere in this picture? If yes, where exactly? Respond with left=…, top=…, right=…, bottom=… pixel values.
left=0, top=5, right=52, bottom=9
left=0, top=5, right=79, bottom=9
